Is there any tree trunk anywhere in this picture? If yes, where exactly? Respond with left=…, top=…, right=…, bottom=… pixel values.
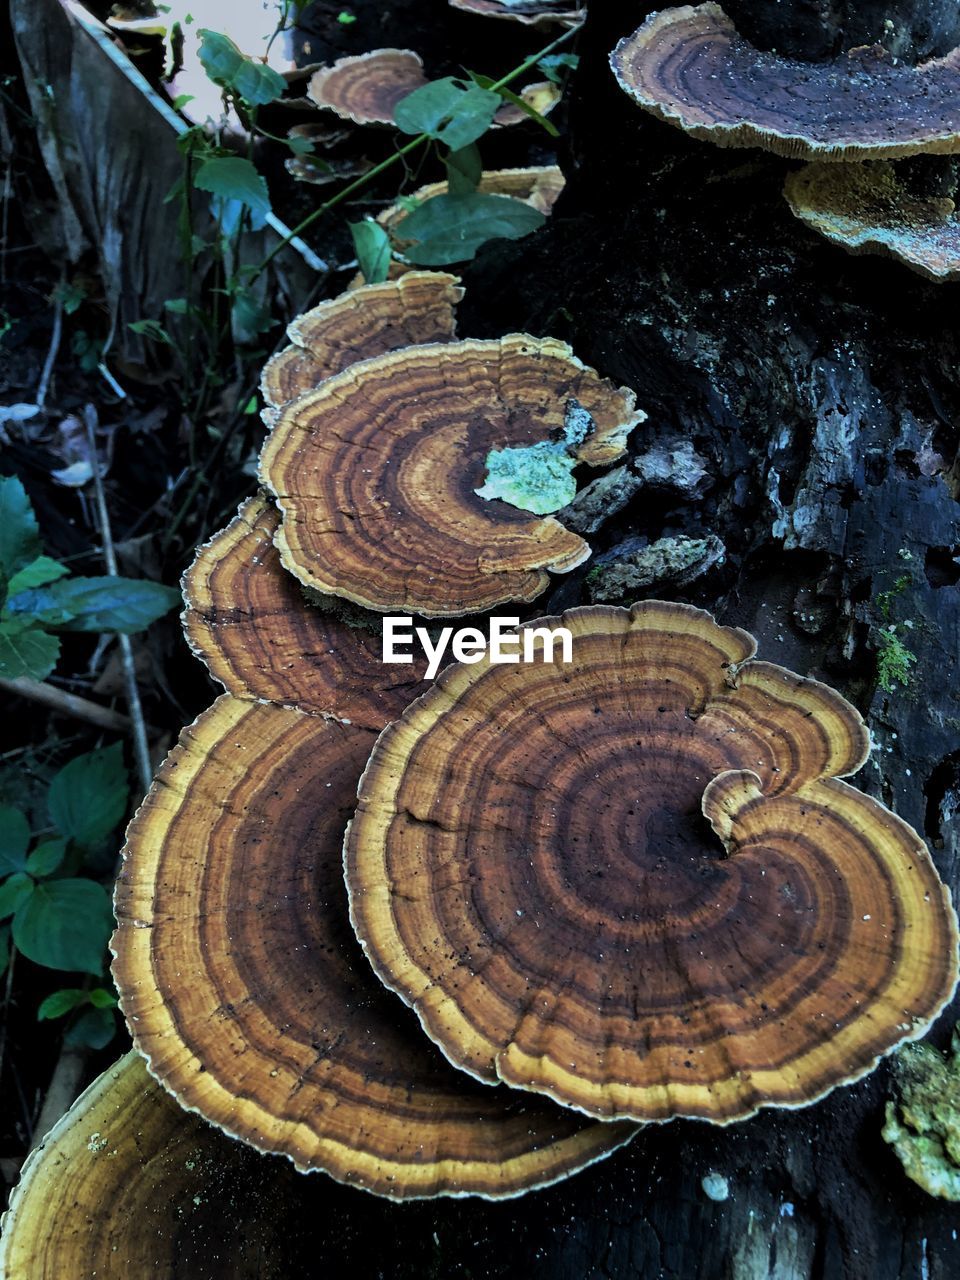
left=306, top=3, right=960, bottom=1276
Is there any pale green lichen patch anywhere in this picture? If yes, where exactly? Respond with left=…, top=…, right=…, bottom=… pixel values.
left=882, top=1026, right=960, bottom=1200
left=476, top=398, right=598, bottom=516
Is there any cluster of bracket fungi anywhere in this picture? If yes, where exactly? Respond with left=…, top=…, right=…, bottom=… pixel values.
left=3, top=7, right=960, bottom=1274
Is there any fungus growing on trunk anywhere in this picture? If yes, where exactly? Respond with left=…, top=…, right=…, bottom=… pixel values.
left=260, top=271, right=462, bottom=424
left=0, top=1052, right=320, bottom=1277
left=345, top=601, right=959, bottom=1124
left=449, top=0, right=584, bottom=29
left=610, top=3, right=960, bottom=161
left=182, top=493, right=429, bottom=729
left=308, top=49, right=429, bottom=125
left=784, top=162, right=960, bottom=281
left=258, top=337, right=644, bottom=616
left=112, top=697, right=635, bottom=1198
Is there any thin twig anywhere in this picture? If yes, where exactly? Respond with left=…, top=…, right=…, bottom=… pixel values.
left=35, top=278, right=64, bottom=410
left=83, top=405, right=153, bottom=794
left=0, top=677, right=131, bottom=732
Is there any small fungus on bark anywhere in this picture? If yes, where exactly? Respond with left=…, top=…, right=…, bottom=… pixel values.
left=784, top=162, right=960, bottom=281
left=308, top=49, right=429, bottom=125
left=611, top=3, right=960, bottom=161
left=112, top=697, right=634, bottom=1198
left=346, top=601, right=959, bottom=1124
left=258, top=337, right=644, bottom=617
left=182, top=493, right=429, bottom=729
left=260, top=271, right=462, bottom=424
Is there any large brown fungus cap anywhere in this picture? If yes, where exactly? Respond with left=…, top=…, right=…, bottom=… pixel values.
left=182, top=494, right=429, bottom=729
left=259, top=336, right=644, bottom=617
left=307, top=49, right=428, bottom=125
left=611, top=3, right=960, bottom=161
left=260, top=271, right=462, bottom=424
left=0, top=1053, right=320, bottom=1278
left=784, top=162, right=960, bottom=281
left=346, top=602, right=960, bottom=1124
left=112, top=696, right=634, bottom=1199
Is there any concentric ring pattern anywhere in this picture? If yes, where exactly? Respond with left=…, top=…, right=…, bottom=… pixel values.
left=182, top=493, right=429, bottom=729
left=345, top=601, right=960, bottom=1123
left=259, top=336, right=643, bottom=617
left=610, top=3, right=960, bottom=161
left=112, top=696, right=635, bottom=1199
left=308, top=49, right=428, bottom=125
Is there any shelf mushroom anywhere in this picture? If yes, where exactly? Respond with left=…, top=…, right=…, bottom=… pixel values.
left=112, top=696, right=635, bottom=1199
left=260, top=271, right=463, bottom=425
left=449, top=0, right=585, bottom=29
left=258, top=336, right=645, bottom=616
left=308, top=49, right=429, bottom=126
left=345, top=601, right=959, bottom=1123
left=0, top=1052, right=322, bottom=1277
left=182, top=493, right=430, bottom=728
left=784, top=162, right=960, bottom=281
left=610, top=3, right=960, bottom=160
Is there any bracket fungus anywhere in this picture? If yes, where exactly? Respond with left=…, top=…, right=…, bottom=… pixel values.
left=112, top=696, right=634, bottom=1199
left=260, top=271, right=463, bottom=425
left=449, top=1, right=585, bottom=29
left=308, top=49, right=428, bottom=126
left=0, top=1052, right=318, bottom=1277
left=182, top=493, right=429, bottom=729
left=346, top=601, right=959, bottom=1124
left=784, top=162, right=960, bottom=281
left=259, top=336, right=645, bottom=617
left=610, top=3, right=960, bottom=161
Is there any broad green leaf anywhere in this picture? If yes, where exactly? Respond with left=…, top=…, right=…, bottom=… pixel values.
left=444, top=144, right=481, bottom=195
left=48, top=743, right=128, bottom=848
left=25, top=838, right=67, bottom=878
left=231, top=289, right=274, bottom=344
left=0, top=475, right=42, bottom=585
left=37, top=987, right=87, bottom=1020
left=394, top=78, right=500, bottom=151
left=129, top=319, right=174, bottom=346
left=0, top=872, right=33, bottom=919
left=475, top=399, right=598, bottom=515
left=195, top=156, right=271, bottom=217
left=5, top=556, right=68, bottom=596
left=65, top=1005, right=116, bottom=1049
left=349, top=219, right=392, bottom=284
left=12, top=878, right=113, bottom=975
left=0, top=624, right=60, bottom=681
left=8, top=575, right=180, bottom=633
left=89, top=986, right=118, bottom=1009
left=0, top=806, right=31, bottom=875
left=400, top=192, right=545, bottom=266
left=538, top=52, right=579, bottom=84
left=197, top=30, right=286, bottom=106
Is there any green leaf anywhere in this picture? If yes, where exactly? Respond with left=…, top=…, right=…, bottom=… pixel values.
left=444, top=144, right=481, bottom=195
left=65, top=1005, right=116, bottom=1049
left=8, top=575, right=180, bottom=633
left=48, top=744, right=128, bottom=848
left=12, top=878, right=113, bottom=975
left=25, top=838, right=67, bottom=878
left=0, top=475, right=42, bottom=586
left=231, top=289, right=274, bottom=345
left=400, top=192, right=545, bottom=266
left=349, top=219, right=391, bottom=284
left=475, top=399, right=598, bottom=515
left=0, top=872, right=33, bottom=920
left=89, top=986, right=118, bottom=1009
left=6, top=556, right=68, bottom=596
left=0, top=624, right=60, bottom=681
left=469, top=72, right=559, bottom=137
left=129, top=319, right=174, bottom=346
left=37, top=987, right=87, bottom=1020
left=538, top=52, right=579, bottom=84
left=194, top=156, right=271, bottom=217
left=0, top=806, right=31, bottom=875
left=197, top=30, right=286, bottom=107
left=285, top=134, right=314, bottom=156
left=394, top=78, right=500, bottom=151
left=0, top=924, right=9, bottom=977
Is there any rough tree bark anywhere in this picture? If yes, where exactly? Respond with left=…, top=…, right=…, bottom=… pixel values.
left=275, top=4, right=960, bottom=1277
